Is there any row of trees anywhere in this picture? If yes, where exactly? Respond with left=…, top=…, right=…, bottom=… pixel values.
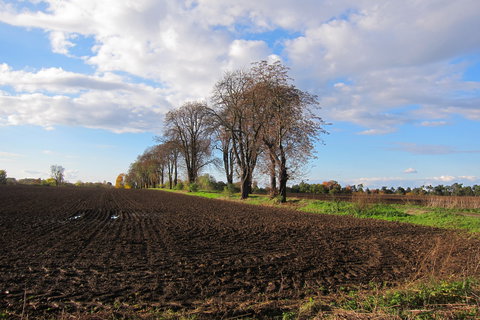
left=290, top=181, right=480, bottom=197
left=1, top=167, right=112, bottom=188
left=119, top=141, right=181, bottom=190
left=0, top=167, right=64, bottom=186
left=125, top=61, right=326, bottom=202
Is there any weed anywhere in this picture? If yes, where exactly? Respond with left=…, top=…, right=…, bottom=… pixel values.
left=281, top=311, right=296, bottom=320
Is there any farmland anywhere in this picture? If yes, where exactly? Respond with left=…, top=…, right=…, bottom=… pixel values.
left=1, top=186, right=480, bottom=319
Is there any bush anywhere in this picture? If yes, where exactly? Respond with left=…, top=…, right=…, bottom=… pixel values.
left=188, top=183, right=199, bottom=192
left=223, top=183, right=238, bottom=196
left=197, top=174, right=216, bottom=191
left=174, top=181, right=184, bottom=190
left=213, top=180, right=227, bottom=191
left=0, top=170, right=6, bottom=185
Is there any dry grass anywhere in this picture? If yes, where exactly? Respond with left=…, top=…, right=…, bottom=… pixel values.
left=425, top=196, right=480, bottom=209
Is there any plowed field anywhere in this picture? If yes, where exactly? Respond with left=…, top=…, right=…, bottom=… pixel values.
left=1, top=186, right=479, bottom=318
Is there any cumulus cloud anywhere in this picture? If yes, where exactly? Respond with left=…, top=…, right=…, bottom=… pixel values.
left=0, top=0, right=478, bottom=133
left=49, top=31, right=76, bottom=55
left=404, top=168, right=417, bottom=174
left=0, top=63, right=172, bottom=132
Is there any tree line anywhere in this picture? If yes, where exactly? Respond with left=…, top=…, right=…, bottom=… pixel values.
left=0, top=166, right=113, bottom=188
left=290, top=181, right=480, bottom=197
left=122, top=60, right=326, bottom=202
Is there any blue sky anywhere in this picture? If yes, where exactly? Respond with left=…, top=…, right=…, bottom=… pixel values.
left=0, top=0, right=479, bottom=188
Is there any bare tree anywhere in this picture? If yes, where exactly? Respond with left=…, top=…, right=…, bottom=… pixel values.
left=252, top=60, right=327, bottom=202
left=50, top=165, right=65, bottom=186
left=159, top=140, right=181, bottom=189
left=164, top=101, right=213, bottom=184
left=210, top=70, right=268, bottom=199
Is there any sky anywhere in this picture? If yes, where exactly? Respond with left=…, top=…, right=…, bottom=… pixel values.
left=0, top=0, right=479, bottom=188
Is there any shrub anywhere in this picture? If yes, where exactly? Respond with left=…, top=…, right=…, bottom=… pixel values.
left=188, top=182, right=199, bottom=192
left=213, top=180, right=227, bottom=191
left=197, top=174, right=216, bottom=191
left=174, top=181, right=184, bottom=190
left=223, top=183, right=238, bottom=196
left=0, top=170, right=6, bottom=185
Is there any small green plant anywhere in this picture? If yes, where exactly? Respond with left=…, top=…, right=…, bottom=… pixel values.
left=281, top=311, right=296, bottom=320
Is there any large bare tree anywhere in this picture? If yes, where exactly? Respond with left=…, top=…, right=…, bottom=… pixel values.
left=211, top=61, right=326, bottom=201
left=210, top=70, right=270, bottom=199
left=164, top=101, right=213, bottom=184
left=253, top=60, right=326, bottom=202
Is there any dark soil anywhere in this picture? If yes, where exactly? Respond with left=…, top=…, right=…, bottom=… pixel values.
left=1, top=185, right=479, bottom=318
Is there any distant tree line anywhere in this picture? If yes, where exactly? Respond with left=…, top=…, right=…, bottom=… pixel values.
left=0, top=167, right=112, bottom=188
left=123, top=60, right=326, bottom=202
left=290, top=181, right=480, bottom=197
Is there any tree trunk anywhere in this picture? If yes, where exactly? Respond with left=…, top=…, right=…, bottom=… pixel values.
left=278, top=147, right=288, bottom=203
left=174, top=162, right=178, bottom=186
left=240, top=169, right=252, bottom=199
left=228, top=150, right=234, bottom=184
left=187, top=169, right=195, bottom=184
left=223, top=148, right=234, bottom=185
left=268, top=151, right=278, bottom=198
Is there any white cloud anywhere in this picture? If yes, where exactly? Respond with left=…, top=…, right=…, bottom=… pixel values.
left=420, top=121, right=448, bottom=127
left=49, top=31, right=75, bottom=55
left=0, top=0, right=478, bottom=134
left=0, top=64, right=171, bottom=133
left=404, top=168, right=417, bottom=174
left=0, top=151, right=21, bottom=158
left=431, top=175, right=477, bottom=183
left=226, top=39, right=271, bottom=70
left=0, top=151, right=22, bottom=161
left=0, top=63, right=133, bottom=93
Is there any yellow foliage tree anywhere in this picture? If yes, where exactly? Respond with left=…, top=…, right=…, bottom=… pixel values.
left=115, top=173, right=126, bottom=188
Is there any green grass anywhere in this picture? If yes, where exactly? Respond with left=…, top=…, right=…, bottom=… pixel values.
left=298, top=200, right=480, bottom=232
